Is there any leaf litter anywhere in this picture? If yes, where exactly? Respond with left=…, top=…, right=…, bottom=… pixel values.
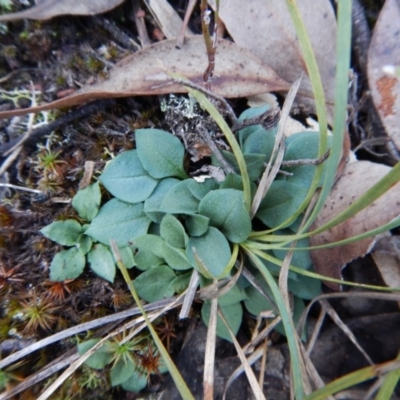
left=0, top=36, right=290, bottom=119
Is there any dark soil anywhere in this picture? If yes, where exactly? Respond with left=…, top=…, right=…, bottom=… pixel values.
left=0, top=1, right=399, bottom=399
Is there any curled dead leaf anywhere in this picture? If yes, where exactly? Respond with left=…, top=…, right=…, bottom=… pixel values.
left=368, top=0, right=400, bottom=150
left=310, top=160, right=400, bottom=290
left=0, top=36, right=290, bottom=119
left=0, top=0, right=125, bottom=21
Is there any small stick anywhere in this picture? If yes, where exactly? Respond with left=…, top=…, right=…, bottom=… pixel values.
left=176, top=0, right=197, bottom=48
left=280, top=150, right=330, bottom=167
left=196, top=125, right=234, bottom=174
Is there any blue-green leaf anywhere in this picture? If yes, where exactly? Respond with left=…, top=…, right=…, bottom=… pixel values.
left=136, top=129, right=187, bottom=179
left=144, top=177, right=180, bottom=223
left=256, top=181, right=308, bottom=228
left=272, top=235, right=312, bottom=270
left=121, top=369, right=148, bottom=392
left=160, top=214, right=188, bottom=248
left=159, top=179, right=200, bottom=214
left=85, top=199, right=151, bottom=246
left=87, top=244, right=116, bottom=282
left=71, top=182, right=101, bottom=221
left=168, top=272, right=192, bottom=293
left=99, top=150, right=158, bottom=203
left=288, top=274, right=321, bottom=300
left=186, top=227, right=231, bottom=279
left=78, top=339, right=112, bottom=369
left=130, top=234, right=165, bottom=271
left=199, top=189, right=251, bottom=243
left=76, top=234, right=92, bottom=255
left=163, top=242, right=192, bottom=270
left=185, top=214, right=209, bottom=237
left=110, top=358, right=135, bottom=387
left=40, top=220, right=82, bottom=246
left=133, top=265, right=176, bottom=302
left=187, top=178, right=218, bottom=200
left=49, top=247, right=85, bottom=281
left=217, top=283, right=248, bottom=306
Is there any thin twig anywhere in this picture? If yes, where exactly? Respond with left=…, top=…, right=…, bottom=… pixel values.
left=0, top=183, right=43, bottom=194
left=197, top=124, right=234, bottom=174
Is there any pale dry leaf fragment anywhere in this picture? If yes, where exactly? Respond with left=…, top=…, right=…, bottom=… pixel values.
left=310, top=160, right=400, bottom=290
left=0, top=0, right=125, bottom=21
left=371, top=234, right=400, bottom=302
left=208, top=0, right=337, bottom=119
left=367, top=0, right=400, bottom=150
left=0, top=36, right=290, bottom=119
left=144, top=0, right=194, bottom=40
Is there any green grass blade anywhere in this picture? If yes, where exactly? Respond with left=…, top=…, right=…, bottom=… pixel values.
left=304, top=360, right=400, bottom=400
left=246, top=250, right=305, bottom=399
left=246, top=246, right=398, bottom=292
left=302, top=0, right=352, bottom=231
left=183, top=86, right=252, bottom=211
left=110, top=240, right=195, bottom=400
left=309, top=162, right=400, bottom=236
left=375, top=353, right=400, bottom=400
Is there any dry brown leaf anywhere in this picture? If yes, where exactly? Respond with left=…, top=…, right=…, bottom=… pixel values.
left=367, top=0, right=400, bottom=150
left=208, top=0, right=336, bottom=118
left=310, top=160, right=400, bottom=290
left=0, top=36, right=290, bottom=119
left=0, top=0, right=125, bottom=21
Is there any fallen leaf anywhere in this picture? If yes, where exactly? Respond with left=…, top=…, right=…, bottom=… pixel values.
left=0, top=0, right=125, bottom=21
left=0, top=36, right=290, bottom=119
left=367, top=0, right=400, bottom=150
left=310, top=160, right=400, bottom=290
left=209, top=0, right=337, bottom=118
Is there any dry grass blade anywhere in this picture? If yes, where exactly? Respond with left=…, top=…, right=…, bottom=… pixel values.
left=250, top=76, right=302, bottom=218
left=305, top=307, right=326, bottom=356
left=203, top=295, right=218, bottom=400
left=223, top=315, right=281, bottom=397
left=199, top=260, right=243, bottom=301
left=179, top=269, right=200, bottom=319
left=218, top=309, right=266, bottom=400
left=319, top=299, right=374, bottom=365
left=298, top=342, right=335, bottom=400
left=0, top=352, right=79, bottom=400
left=0, top=297, right=183, bottom=370
left=36, top=297, right=182, bottom=400
left=297, top=291, right=400, bottom=337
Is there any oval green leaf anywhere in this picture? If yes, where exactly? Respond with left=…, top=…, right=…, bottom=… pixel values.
left=163, top=242, right=192, bottom=271
left=186, top=227, right=232, bottom=279
left=85, top=199, right=151, bottom=246
left=49, top=247, right=85, bottom=281
left=159, top=179, right=200, bottom=214
left=87, top=243, right=116, bottom=282
left=160, top=214, right=188, bottom=248
left=71, top=182, right=101, bottom=221
left=256, top=181, right=308, bottom=228
left=144, top=177, right=180, bottom=223
left=99, top=150, right=158, bottom=203
left=136, top=128, right=187, bottom=179
left=199, top=189, right=251, bottom=243
left=40, top=219, right=82, bottom=246
left=133, top=265, right=176, bottom=302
